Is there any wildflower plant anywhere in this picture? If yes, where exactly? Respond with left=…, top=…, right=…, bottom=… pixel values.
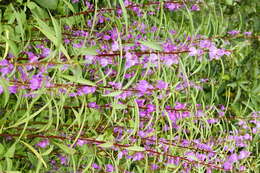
left=0, top=0, right=259, bottom=172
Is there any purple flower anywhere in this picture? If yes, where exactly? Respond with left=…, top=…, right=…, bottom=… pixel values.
left=88, top=102, right=99, bottom=108
left=165, top=3, right=181, bottom=11
left=41, top=48, right=51, bottom=57
left=112, top=42, right=119, bottom=51
left=150, top=163, right=159, bottom=170
left=125, top=52, right=138, bottom=69
left=199, top=40, right=212, bottom=49
left=76, top=139, right=86, bottom=146
left=0, top=85, right=3, bottom=94
left=223, top=161, right=233, bottom=171
left=174, top=102, right=186, bottom=110
left=9, top=85, right=18, bottom=94
left=136, top=80, right=154, bottom=93
left=84, top=55, right=95, bottom=64
left=227, top=30, right=240, bottom=35
left=105, top=164, right=114, bottom=172
left=156, top=80, right=168, bottom=90
left=36, top=139, right=49, bottom=148
left=78, top=86, right=96, bottom=95
left=161, top=55, right=179, bottom=66
left=72, top=0, right=79, bottom=3
left=0, top=59, right=14, bottom=77
left=243, top=31, right=252, bottom=36
left=92, top=163, right=101, bottom=170
left=59, top=155, right=68, bottom=165
left=190, top=4, right=200, bottom=11
left=30, top=75, right=42, bottom=90
left=132, top=152, right=144, bottom=161
left=238, top=150, right=250, bottom=160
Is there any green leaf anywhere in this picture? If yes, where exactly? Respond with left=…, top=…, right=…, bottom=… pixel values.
left=34, top=0, right=58, bottom=10
left=98, top=142, right=113, bottom=148
left=0, top=144, right=4, bottom=156
left=139, top=41, right=163, bottom=51
left=4, top=143, right=16, bottom=158
left=61, top=75, right=96, bottom=86
left=225, top=0, right=233, bottom=5
left=53, top=141, right=76, bottom=155
left=111, top=103, right=127, bottom=110
left=119, top=0, right=128, bottom=34
left=127, top=146, right=145, bottom=152
left=41, top=145, right=54, bottom=156
left=20, top=140, right=47, bottom=168
left=0, top=77, right=10, bottom=107
left=35, top=16, right=70, bottom=60
left=102, top=91, right=122, bottom=97
left=76, top=47, right=98, bottom=56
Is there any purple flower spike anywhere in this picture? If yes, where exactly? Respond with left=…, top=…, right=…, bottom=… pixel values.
left=190, top=4, right=200, bottom=11
left=59, top=155, right=68, bottom=165
left=106, top=164, right=114, bottom=172
left=78, top=86, right=96, bottom=95
left=136, top=80, right=154, bottom=93
left=76, top=139, right=86, bottom=146
left=36, top=139, right=49, bottom=148
left=132, top=152, right=144, bottom=161
left=238, top=150, right=250, bottom=160
left=72, top=0, right=79, bottom=3
left=150, top=163, right=159, bottom=170
left=156, top=80, right=168, bottom=90
left=30, top=75, right=42, bottom=90
left=0, top=85, right=3, bottom=94
left=92, top=163, right=101, bottom=170
left=9, top=85, right=18, bottom=94
left=227, top=30, right=240, bottom=35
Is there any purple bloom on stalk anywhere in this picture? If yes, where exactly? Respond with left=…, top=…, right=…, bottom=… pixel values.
left=41, top=48, right=51, bottom=58
left=161, top=55, right=179, bottom=66
left=30, top=75, right=42, bottom=90
left=132, top=152, right=144, bottom=161
left=174, top=102, right=186, bottom=110
left=136, top=80, right=154, bottom=93
left=0, top=59, right=14, bottom=77
left=0, top=85, right=3, bottom=94
left=84, top=55, right=95, bottom=64
left=112, top=42, right=119, bottom=51
left=88, top=102, right=99, bottom=108
left=208, top=46, right=230, bottom=60
left=76, top=139, right=86, bottom=146
left=188, top=47, right=203, bottom=57
left=106, top=164, right=114, bottom=172
left=150, top=163, right=159, bottom=170
left=78, top=86, right=96, bottom=95
left=165, top=3, right=181, bottom=11
left=223, top=161, right=233, bottom=171
left=36, top=139, right=49, bottom=148
left=199, top=40, right=212, bottom=49
left=227, top=30, right=240, bottom=35
left=99, top=58, right=109, bottom=67
left=190, top=4, right=200, bottom=11
left=72, top=0, right=79, bottom=3
left=243, top=31, right=252, bottom=36
left=9, top=85, right=18, bottom=94
left=92, top=163, right=101, bottom=170
left=125, top=52, right=138, bottom=69
left=238, top=150, right=250, bottom=160
left=156, top=80, right=168, bottom=90
left=59, top=155, right=68, bottom=165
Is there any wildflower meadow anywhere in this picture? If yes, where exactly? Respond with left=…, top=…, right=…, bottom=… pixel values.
left=0, top=0, right=259, bottom=172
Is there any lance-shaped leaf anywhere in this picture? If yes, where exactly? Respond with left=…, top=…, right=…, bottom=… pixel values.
left=61, top=75, right=96, bottom=86
left=139, top=41, right=163, bottom=51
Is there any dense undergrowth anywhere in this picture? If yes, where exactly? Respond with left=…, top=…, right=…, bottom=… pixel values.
left=0, top=0, right=259, bottom=172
